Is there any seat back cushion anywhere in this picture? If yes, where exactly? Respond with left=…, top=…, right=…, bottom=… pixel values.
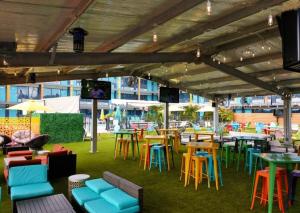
left=100, top=188, right=138, bottom=210
left=119, top=178, right=143, bottom=200
left=8, top=164, right=48, bottom=187
left=85, top=178, right=115, bottom=194
left=48, top=150, right=68, bottom=157
left=7, top=150, right=33, bottom=157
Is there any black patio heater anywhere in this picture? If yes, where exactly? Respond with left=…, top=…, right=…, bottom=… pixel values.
left=69, top=27, right=88, bottom=53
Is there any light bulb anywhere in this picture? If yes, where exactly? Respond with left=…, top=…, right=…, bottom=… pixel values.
left=223, top=56, right=226, bottom=62
left=106, top=73, right=108, bottom=78
left=212, top=58, right=216, bottom=62
left=185, top=64, right=188, bottom=72
left=252, top=53, right=255, bottom=57
left=268, top=14, right=273, bottom=26
left=240, top=57, right=243, bottom=62
left=207, top=0, right=212, bottom=16
left=148, top=73, right=151, bottom=79
left=268, top=46, right=271, bottom=51
left=268, top=61, right=271, bottom=65
left=261, top=45, right=265, bottom=50
left=57, top=69, right=60, bottom=75
left=196, top=47, right=201, bottom=58
left=14, top=71, right=17, bottom=77
left=218, top=61, right=221, bottom=65
left=153, top=32, right=158, bottom=43
left=3, top=59, right=8, bottom=66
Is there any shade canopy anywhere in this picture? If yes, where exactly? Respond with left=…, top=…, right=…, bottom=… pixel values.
left=8, top=100, right=54, bottom=113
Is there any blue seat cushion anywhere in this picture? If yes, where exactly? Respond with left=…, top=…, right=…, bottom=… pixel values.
left=100, top=188, right=138, bottom=210
left=85, top=178, right=115, bottom=194
left=9, top=165, right=48, bottom=187
left=84, top=198, right=139, bottom=213
left=11, top=182, right=53, bottom=201
left=72, top=187, right=101, bottom=206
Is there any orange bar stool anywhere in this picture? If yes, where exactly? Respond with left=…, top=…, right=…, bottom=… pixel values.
left=189, top=155, right=210, bottom=190
left=114, top=138, right=129, bottom=160
left=265, top=167, right=289, bottom=197
left=251, top=170, right=285, bottom=213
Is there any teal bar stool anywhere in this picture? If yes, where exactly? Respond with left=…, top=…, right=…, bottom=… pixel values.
left=196, top=151, right=224, bottom=186
left=149, top=145, right=166, bottom=172
left=244, top=147, right=263, bottom=175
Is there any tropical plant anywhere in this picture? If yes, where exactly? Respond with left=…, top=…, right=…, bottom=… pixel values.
left=218, top=108, right=234, bottom=122
left=146, top=105, right=164, bottom=128
left=180, top=104, right=200, bottom=123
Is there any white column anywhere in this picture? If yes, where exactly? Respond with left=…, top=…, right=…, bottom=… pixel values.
left=164, top=102, right=169, bottom=129
left=213, top=101, right=219, bottom=134
left=90, top=99, right=98, bottom=153
left=283, top=95, right=292, bottom=144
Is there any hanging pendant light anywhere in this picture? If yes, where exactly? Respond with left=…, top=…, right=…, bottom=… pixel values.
left=240, top=57, right=243, bottom=62
left=106, top=73, right=108, bottom=78
left=268, top=13, right=273, bottom=26
left=207, top=0, right=212, bottom=16
left=153, top=32, right=158, bottom=43
left=196, top=47, right=201, bottom=58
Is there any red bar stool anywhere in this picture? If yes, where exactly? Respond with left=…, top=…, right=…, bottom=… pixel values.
left=251, top=170, right=285, bottom=213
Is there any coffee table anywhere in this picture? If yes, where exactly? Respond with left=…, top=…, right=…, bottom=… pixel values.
left=16, top=194, right=75, bottom=213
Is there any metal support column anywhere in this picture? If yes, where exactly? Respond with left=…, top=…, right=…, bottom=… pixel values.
left=283, top=95, right=292, bottom=144
left=90, top=99, right=98, bottom=153
left=213, top=101, right=219, bottom=135
left=164, top=102, right=169, bottom=129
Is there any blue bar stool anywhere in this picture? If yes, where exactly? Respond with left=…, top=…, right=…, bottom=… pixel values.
left=149, top=145, right=166, bottom=172
left=244, top=147, right=263, bottom=175
left=196, top=151, right=224, bottom=186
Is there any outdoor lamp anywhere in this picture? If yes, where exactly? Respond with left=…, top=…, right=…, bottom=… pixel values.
left=69, top=27, right=88, bottom=53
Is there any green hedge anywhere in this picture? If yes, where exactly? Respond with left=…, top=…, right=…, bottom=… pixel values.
left=39, top=113, right=84, bottom=143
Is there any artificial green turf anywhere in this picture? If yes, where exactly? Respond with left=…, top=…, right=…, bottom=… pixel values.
left=0, top=133, right=299, bottom=213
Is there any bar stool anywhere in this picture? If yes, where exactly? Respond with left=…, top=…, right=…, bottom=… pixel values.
left=149, top=145, right=166, bottom=172
left=140, top=143, right=160, bottom=168
left=251, top=170, right=285, bottom=213
left=265, top=167, right=289, bottom=197
left=189, top=155, right=210, bottom=190
left=244, top=148, right=262, bottom=175
left=115, top=138, right=129, bottom=160
left=180, top=153, right=190, bottom=181
left=289, top=170, right=300, bottom=205
left=221, top=141, right=237, bottom=168
left=196, top=151, right=223, bottom=186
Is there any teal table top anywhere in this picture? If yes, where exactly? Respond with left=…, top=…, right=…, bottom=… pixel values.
left=253, top=153, right=300, bottom=163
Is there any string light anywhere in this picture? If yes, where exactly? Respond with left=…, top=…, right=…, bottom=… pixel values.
left=268, top=13, right=273, bottom=26
left=240, top=57, right=243, bottom=62
left=212, top=58, right=216, bottom=62
left=14, top=71, right=17, bottom=77
left=268, top=46, right=271, bottom=51
left=106, top=73, right=108, bottom=78
left=185, top=64, right=188, bottom=72
left=267, top=61, right=271, bottom=65
left=207, top=0, right=212, bottom=16
left=217, top=61, right=221, bottom=65
left=148, top=72, right=151, bottom=79
left=196, top=47, right=201, bottom=58
left=153, top=32, right=158, bottom=43
left=252, top=53, right=255, bottom=57
left=57, top=69, right=60, bottom=75
left=223, top=56, right=226, bottom=62
left=261, top=45, right=265, bottom=50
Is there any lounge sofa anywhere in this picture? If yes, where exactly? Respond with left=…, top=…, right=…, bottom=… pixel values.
left=36, top=144, right=76, bottom=179
left=8, top=164, right=54, bottom=212
left=72, top=171, right=143, bottom=213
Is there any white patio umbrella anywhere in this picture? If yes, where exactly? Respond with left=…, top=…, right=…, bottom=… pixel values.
left=8, top=100, right=54, bottom=137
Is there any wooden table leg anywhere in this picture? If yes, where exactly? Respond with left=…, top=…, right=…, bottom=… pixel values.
left=212, top=149, right=219, bottom=190
left=131, top=134, right=135, bottom=159
left=184, top=151, right=191, bottom=187
left=144, top=139, right=149, bottom=170
left=268, top=162, right=276, bottom=213
left=164, top=138, right=170, bottom=171
left=114, top=134, right=118, bottom=159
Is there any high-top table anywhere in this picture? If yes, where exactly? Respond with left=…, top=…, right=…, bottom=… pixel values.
left=144, top=135, right=170, bottom=171
left=185, top=142, right=220, bottom=190
left=194, top=132, right=215, bottom=142
left=252, top=153, right=300, bottom=213
left=159, top=128, right=180, bottom=153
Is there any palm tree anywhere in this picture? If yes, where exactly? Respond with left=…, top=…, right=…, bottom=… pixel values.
left=181, top=104, right=200, bottom=123
left=146, top=105, right=164, bottom=128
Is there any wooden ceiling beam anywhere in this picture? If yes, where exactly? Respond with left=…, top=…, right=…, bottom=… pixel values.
left=139, top=0, right=287, bottom=52
left=0, top=52, right=198, bottom=68
left=183, top=68, right=285, bottom=87
left=202, top=55, right=285, bottom=95
left=93, top=0, right=205, bottom=52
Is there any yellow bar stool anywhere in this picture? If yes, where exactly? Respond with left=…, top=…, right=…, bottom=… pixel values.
left=115, top=138, right=129, bottom=160
left=189, top=155, right=210, bottom=190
